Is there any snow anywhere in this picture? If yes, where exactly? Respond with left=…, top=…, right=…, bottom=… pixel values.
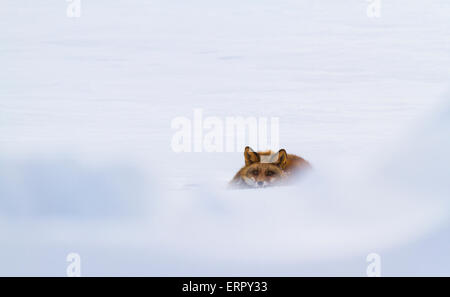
left=0, top=0, right=449, bottom=276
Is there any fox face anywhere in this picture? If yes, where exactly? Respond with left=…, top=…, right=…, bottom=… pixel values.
left=241, top=163, right=286, bottom=188
left=231, top=146, right=290, bottom=188
left=230, top=146, right=310, bottom=189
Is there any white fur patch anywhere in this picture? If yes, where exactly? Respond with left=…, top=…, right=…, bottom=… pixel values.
left=242, top=176, right=256, bottom=187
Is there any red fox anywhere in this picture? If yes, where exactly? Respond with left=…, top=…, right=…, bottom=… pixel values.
left=229, top=146, right=311, bottom=189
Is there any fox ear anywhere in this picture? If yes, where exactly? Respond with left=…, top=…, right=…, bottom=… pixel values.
left=244, top=146, right=260, bottom=166
left=274, top=149, right=288, bottom=169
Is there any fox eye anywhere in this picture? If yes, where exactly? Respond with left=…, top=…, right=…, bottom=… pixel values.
left=266, top=171, right=275, bottom=176
left=251, top=170, right=259, bottom=175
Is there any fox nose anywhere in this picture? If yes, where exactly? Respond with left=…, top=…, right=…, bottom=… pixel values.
left=257, top=181, right=264, bottom=187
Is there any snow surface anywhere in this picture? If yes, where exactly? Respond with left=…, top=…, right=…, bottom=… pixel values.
left=0, top=0, right=449, bottom=276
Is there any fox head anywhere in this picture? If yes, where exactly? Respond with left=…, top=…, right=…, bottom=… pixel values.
left=241, top=146, right=288, bottom=188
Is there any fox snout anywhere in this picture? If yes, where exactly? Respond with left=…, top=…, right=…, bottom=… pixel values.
left=255, top=180, right=271, bottom=188
left=243, top=177, right=269, bottom=188
left=244, top=177, right=269, bottom=188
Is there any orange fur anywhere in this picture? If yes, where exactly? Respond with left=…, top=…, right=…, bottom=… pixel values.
left=229, top=147, right=311, bottom=189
